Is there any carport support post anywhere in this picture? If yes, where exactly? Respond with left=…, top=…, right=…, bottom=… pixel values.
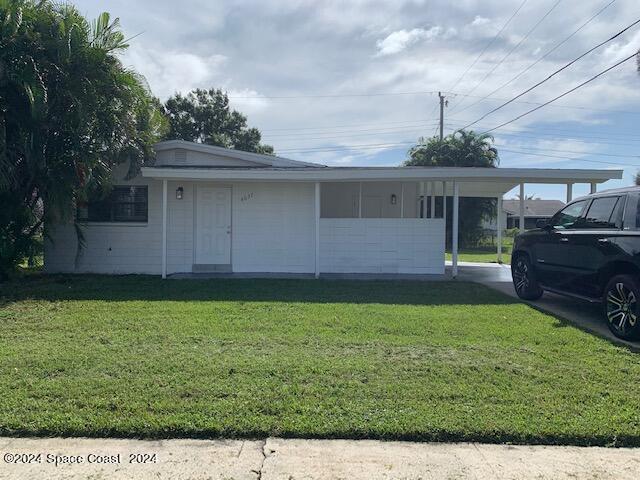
left=430, top=182, right=435, bottom=218
left=442, top=181, right=447, bottom=220
left=452, top=181, right=459, bottom=278
left=161, top=179, right=167, bottom=279
left=315, top=182, right=320, bottom=279
left=497, top=196, right=503, bottom=263
left=519, top=183, right=525, bottom=234
left=567, top=183, right=573, bottom=203
left=590, top=182, right=597, bottom=194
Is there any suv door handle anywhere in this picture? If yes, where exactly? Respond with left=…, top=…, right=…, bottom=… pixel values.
left=559, top=237, right=569, bottom=242
left=598, top=238, right=609, bottom=243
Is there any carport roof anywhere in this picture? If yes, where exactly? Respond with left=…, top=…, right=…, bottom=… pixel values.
left=145, top=141, right=623, bottom=197
left=141, top=165, right=623, bottom=198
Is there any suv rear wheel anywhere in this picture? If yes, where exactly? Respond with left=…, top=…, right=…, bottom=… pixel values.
left=512, top=254, right=543, bottom=300
left=604, top=275, right=640, bottom=340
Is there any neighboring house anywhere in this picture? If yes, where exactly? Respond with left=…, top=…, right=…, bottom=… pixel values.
left=483, top=199, right=565, bottom=232
left=503, top=199, right=565, bottom=230
left=44, top=140, right=620, bottom=277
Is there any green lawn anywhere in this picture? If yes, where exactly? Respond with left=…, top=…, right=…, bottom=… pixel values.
left=446, top=248, right=511, bottom=264
left=1, top=275, right=639, bottom=445
left=446, top=238, right=514, bottom=264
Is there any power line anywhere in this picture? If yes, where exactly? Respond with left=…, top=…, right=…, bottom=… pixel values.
left=264, top=118, right=640, bottom=145
left=444, top=121, right=640, bottom=144
left=445, top=0, right=530, bottom=110
left=263, top=122, right=438, bottom=138
left=227, top=87, right=640, bottom=117
left=278, top=141, right=416, bottom=153
left=278, top=141, right=640, bottom=168
left=498, top=148, right=640, bottom=167
left=262, top=118, right=435, bottom=132
left=258, top=96, right=640, bottom=134
left=450, top=0, right=563, bottom=114
left=480, top=53, right=638, bottom=134
left=444, top=92, right=640, bottom=115
left=459, top=17, right=640, bottom=130
left=472, top=128, right=640, bottom=147
left=495, top=144, right=640, bottom=159
left=453, top=0, right=617, bottom=117
left=228, top=90, right=439, bottom=99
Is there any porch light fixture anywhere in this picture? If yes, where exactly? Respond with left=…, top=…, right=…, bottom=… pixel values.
left=390, top=194, right=397, bottom=205
left=176, top=187, right=184, bottom=200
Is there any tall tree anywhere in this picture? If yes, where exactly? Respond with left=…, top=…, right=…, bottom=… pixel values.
left=164, top=89, right=273, bottom=154
left=405, top=130, right=499, bottom=247
left=0, top=1, right=166, bottom=278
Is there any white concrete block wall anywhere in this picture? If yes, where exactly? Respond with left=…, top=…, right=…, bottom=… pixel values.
left=44, top=173, right=163, bottom=275
left=319, top=218, right=445, bottom=274
left=231, top=182, right=316, bottom=273
left=166, top=181, right=194, bottom=274
left=45, top=177, right=445, bottom=276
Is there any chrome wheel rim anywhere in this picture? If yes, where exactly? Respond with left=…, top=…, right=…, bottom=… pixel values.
left=513, top=259, right=530, bottom=293
left=606, top=282, right=637, bottom=335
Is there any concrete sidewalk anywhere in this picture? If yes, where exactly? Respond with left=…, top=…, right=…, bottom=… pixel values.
left=1, top=436, right=638, bottom=479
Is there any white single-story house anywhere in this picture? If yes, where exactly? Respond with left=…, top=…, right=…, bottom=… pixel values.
left=44, top=140, right=623, bottom=278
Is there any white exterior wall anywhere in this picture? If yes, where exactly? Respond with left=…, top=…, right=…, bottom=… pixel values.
left=45, top=175, right=444, bottom=276
left=45, top=179, right=316, bottom=275
left=231, top=183, right=315, bottom=273
left=320, top=218, right=445, bottom=274
left=44, top=167, right=164, bottom=274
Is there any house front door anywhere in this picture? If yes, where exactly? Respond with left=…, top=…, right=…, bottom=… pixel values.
left=195, top=186, right=231, bottom=268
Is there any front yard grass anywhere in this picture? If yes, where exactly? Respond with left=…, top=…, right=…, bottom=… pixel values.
left=445, top=248, right=511, bottom=264
left=1, top=275, right=639, bottom=445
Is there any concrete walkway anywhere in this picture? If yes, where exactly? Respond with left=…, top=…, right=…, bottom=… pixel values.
left=1, top=437, right=639, bottom=479
left=451, top=262, right=640, bottom=350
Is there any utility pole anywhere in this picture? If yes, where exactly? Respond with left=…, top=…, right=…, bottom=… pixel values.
left=438, top=91, right=446, bottom=140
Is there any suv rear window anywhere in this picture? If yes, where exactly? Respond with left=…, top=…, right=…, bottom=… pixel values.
left=583, top=196, right=622, bottom=229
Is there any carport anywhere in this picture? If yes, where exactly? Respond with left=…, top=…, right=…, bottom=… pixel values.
left=139, top=141, right=623, bottom=279
left=308, top=166, right=623, bottom=277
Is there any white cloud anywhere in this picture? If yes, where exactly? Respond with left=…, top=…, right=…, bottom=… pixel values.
left=471, top=16, right=490, bottom=26
left=72, top=0, right=640, bottom=193
left=124, top=49, right=227, bottom=100
left=376, top=26, right=442, bottom=56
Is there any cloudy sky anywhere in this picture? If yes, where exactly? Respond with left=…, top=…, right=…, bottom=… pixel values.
left=75, top=0, right=640, bottom=199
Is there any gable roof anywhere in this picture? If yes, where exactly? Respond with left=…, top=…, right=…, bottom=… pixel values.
left=154, top=140, right=324, bottom=168
left=503, top=199, right=565, bottom=217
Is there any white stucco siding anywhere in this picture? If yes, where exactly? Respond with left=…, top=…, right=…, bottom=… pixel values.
left=320, top=218, right=445, bottom=274
left=231, top=182, right=316, bottom=273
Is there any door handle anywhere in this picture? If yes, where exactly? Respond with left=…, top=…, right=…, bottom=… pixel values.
left=598, top=238, right=609, bottom=243
left=559, top=237, right=569, bottom=242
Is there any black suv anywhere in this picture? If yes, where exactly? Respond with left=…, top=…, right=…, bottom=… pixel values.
left=511, top=187, right=640, bottom=340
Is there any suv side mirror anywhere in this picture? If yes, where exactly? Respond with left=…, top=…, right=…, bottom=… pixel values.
left=536, top=219, right=549, bottom=229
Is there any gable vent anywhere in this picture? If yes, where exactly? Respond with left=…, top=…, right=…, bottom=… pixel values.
left=174, top=149, right=187, bottom=164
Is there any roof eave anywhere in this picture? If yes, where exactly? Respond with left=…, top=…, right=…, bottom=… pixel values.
left=140, top=166, right=623, bottom=184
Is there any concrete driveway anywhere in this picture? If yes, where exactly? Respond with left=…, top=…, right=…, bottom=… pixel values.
left=451, top=262, right=639, bottom=350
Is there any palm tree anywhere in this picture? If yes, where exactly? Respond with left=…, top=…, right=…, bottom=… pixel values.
left=405, top=130, right=500, bottom=248
left=0, top=1, right=166, bottom=277
left=406, top=130, right=498, bottom=168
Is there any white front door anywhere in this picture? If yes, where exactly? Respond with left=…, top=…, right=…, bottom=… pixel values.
left=195, top=186, right=231, bottom=265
